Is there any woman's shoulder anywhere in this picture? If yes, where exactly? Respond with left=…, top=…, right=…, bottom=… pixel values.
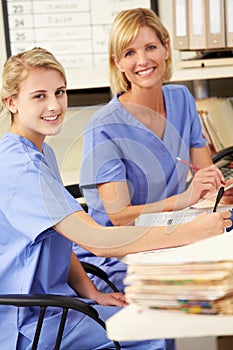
left=163, top=84, right=190, bottom=94
left=86, top=95, right=122, bottom=128
left=0, top=133, right=54, bottom=171
left=163, top=84, right=194, bottom=102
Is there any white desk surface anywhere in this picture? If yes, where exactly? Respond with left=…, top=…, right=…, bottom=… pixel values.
left=106, top=304, right=233, bottom=342
left=107, top=218, right=233, bottom=343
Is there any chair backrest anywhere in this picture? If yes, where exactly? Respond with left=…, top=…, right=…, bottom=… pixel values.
left=65, top=183, right=88, bottom=212
left=0, top=294, right=120, bottom=350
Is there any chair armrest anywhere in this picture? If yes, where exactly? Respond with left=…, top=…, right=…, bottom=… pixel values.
left=0, top=294, right=100, bottom=321
left=81, top=262, right=120, bottom=293
left=0, top=293, right=121, bottom=350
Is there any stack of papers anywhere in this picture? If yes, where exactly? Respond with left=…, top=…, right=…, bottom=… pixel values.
left=124, top=233, right=233, bottom=315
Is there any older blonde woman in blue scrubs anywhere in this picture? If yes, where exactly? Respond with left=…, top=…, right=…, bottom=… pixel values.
left=76, top=8, right=233, bottom=296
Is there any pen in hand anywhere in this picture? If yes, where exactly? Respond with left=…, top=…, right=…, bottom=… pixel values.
left=213, top=186, right=225, bottom=212
left=176, top=156, right=225, bottom=185
left=176, top=156, right=199, bottom=171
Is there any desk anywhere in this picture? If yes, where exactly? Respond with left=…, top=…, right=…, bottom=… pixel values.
left=107, top=229, right=233, bottom=347
left=106, top=304, right=233, bottom=342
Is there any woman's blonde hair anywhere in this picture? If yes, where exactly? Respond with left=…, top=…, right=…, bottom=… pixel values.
left=108, top=8, right=172, bottom=94
left=0, top=47, right=66, bottom=117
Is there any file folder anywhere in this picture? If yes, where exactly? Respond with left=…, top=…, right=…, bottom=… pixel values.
left=225, top=0, right=233, bottom=47
left=188, top=0, right=207, bottom=50
left=206, top=0, right=225, bottom=49
left=173, top=0, right=189, bottom=50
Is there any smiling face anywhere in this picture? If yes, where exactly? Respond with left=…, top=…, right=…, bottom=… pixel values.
left=114, top=26, right=169, bottom=92
left=6, top=68, right=67, bottom=150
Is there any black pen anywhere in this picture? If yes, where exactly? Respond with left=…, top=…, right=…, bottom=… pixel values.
left=213, top=186, right=225, bottom=212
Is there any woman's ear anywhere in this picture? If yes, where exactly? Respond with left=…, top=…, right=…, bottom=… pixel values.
left=164, top=39, right=169, bottom=60
left=112, top=55, right=125, bottom=72
left=5, top=98, right=17, bottom=113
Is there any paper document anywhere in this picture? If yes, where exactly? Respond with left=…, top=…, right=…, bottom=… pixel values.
left=136, top=209, right=204, bottom=226
left=136, top=206, right=232, bottom=226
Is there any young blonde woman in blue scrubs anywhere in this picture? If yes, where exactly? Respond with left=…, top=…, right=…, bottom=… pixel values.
left=0, top=47, right=231, bottom=350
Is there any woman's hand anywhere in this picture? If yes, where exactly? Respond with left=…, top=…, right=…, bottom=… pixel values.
left=186, top=211, right=232, bottom=243
left=185, top=165, right=225, bottom=206
left=221, top=178, right=233, bottom=205
left=92, top=291, right=128, bottom=307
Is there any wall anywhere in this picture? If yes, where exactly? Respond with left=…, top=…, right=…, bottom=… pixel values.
left=1, top=0, right=232, bottom=102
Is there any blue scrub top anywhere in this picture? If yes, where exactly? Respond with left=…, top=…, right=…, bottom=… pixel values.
left=80, top=84, right=206, bottom=226
left=0, top=132, right=82, bottom=349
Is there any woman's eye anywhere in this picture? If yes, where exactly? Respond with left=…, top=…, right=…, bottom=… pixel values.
left=147, top=45, right=156, bottom=50
left=125, top=50, right=134, bottom=57
left=34, top=94, right=44, bottom=99
left=56, top=89, right=66, bottom=96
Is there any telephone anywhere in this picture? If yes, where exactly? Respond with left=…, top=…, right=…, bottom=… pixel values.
left=212, top=146, right=233, bottom=180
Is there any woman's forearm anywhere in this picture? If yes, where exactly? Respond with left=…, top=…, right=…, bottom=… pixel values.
left=55, top=210, right=231, bottom=258
left=108, top=193, right=184, bottom=226
left=68, top=251, right=98, bottom=299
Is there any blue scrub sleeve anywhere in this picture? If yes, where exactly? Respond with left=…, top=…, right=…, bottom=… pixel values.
left=5, top=160, right=82, bottom=240
left=81, top=125, right=128, bottom=187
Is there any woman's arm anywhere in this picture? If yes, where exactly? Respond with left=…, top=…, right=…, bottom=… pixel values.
left=54, top=210, right=231, bottom=258
left=190, top=145, right=213, bottom=171
left=97, top=163, right=225, bottom=226
left=68, top=251, right=126, bottom=306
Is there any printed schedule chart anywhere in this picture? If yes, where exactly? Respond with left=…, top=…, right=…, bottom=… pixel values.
left=3, top=0, right=152, bottom=71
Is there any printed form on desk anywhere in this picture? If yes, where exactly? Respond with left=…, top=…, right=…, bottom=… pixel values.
left=135, top=205, right=231, bottom=227
left=135, top=185, right=233, bottom=226
left=121, top=204, right=233, bottom=266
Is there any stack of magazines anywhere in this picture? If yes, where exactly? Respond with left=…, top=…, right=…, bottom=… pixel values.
left=124, top=232, right=233, bottom=315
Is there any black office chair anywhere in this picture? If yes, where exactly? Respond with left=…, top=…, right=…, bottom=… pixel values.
left=0, top=293, right=121, bottom=350
left=212, top=145, right=233, bottom=164
left=0, top=221, right=121, bottom=349
left=65, top=183, right=88, bottom=212
left=81, top=261, right=119, bottom=293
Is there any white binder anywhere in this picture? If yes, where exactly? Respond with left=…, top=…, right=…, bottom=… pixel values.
left=173, top=0, right=189, bottom=50
left=206, top=0, right=225, bottom=49
left=188, top=0, right=207, bottom=50
left=225, top=0, right=233, bottom=47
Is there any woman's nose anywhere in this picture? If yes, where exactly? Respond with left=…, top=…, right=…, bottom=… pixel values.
left=47, top=98, right=59, bottom=111
left=137, top=50, right=148, bottom=65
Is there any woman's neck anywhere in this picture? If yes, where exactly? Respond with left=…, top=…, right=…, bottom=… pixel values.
left=10, top=125, right=44, bottom=152
left=118, top=86, right=166, bottom=139
left=119, top=85, right=165, bottom=116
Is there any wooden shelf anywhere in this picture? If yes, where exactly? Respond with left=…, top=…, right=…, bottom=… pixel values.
left=170, top=63, right=233, bottom=83
left=178, top=57, right=233, bottom=69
